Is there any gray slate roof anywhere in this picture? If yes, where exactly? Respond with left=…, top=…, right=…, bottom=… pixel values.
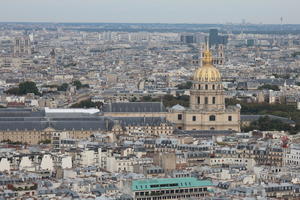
left=102, top=102, right=166, bottom=112
left=0, top=108, right=170, bottom=131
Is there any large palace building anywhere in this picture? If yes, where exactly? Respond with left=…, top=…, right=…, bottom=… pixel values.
left=167, top=46, right=240, bottom=131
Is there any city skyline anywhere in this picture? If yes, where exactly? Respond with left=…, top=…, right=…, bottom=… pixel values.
left=0, top=0, right=299, bottom=24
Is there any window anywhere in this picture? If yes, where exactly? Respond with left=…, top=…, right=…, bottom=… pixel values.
left=197, top=97, right=200, bottom=104
left=210, top=127, right=215, bottom=130
left=198, top=84, right=201, bottom=90
left=212, top=97, right=216, bottom=104
left=178, top=114, right=182, bottom=120
left=228, top=116, right=232, bottom=121
left=212, top=85, right=215, bottom=90
left=192, top=116, right=196, bottom=121
left=205, top=97, right=208, bottom=104
left=205, top=84, right=208, bottom=90
left=178, top=126, right=182, bottom=130
left=209, top=115, right=216, bottom=121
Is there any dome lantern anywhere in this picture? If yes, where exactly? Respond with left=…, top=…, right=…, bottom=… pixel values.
left=193, top=44, right=221, bottom=82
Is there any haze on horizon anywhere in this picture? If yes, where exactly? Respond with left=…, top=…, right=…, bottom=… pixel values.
left=0, top=0, right=299, bottom=24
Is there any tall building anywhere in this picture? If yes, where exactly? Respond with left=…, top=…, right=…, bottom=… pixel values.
left=180, top=34, right=196, bottom=44
left=13, top=36, right=31, bottom=57
left=209, top=29, right=228, bottom=47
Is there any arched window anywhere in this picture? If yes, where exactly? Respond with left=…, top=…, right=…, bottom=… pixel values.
left=212, top=85, right=215, bottom=90
left=198, top=84, right=201, bottom=90
left=212, top=97, right=216, bottom=104
left=209, top=115, right=216, bottom=121
left=205, top=84, right=208, bottom=90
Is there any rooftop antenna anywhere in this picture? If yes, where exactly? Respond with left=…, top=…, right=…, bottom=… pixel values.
left=160, top=96, right=163, bottom=111
left=206, top=37, right=210, bottom=51
left=280, top=17, right=283, bottom=32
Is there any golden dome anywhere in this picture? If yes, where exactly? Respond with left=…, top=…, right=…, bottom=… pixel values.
left=193, top=48, right=221, bottom=82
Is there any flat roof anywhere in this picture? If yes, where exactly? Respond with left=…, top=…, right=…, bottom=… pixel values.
left=132, top=177, right=212, bottom=191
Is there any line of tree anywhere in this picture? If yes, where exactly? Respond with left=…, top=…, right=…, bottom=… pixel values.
left=257, top=84, right=280, bottom=91
left=43, top=83, right=69, bottom=92
left=71, top=98, right=103, bottom=108
left=226, top=98, right=300, bottom=134
left=72, top=80, right=89, bottom=90
left=242, top=116, right=294, bottom=133
left=176, top=81, right=193, bottom=90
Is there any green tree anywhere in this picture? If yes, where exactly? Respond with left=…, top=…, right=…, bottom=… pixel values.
left=243, top=116, right=292, bottom=132
left=57, top=83, right=69, bottom=91
left=18, top=81, right=41, bottom=95
left=71, top=98, right=103, bottom=108
left=227, top=98, right=300, bottom=133
left=258, top=84, right=280, bottom=91
left=176, top=81, right=193, bottom=89
left=72, top=80, right=89, bottom=90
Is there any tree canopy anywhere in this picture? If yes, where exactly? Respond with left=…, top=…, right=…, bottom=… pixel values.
left=176, top=81, right=193, bottom=90
left=72, top=80, right=89, bottom=90
left=6, top=81, right=41, bottom=96
left=242, top=116, right=293, bottom=132
left=227, top=98, right=300, bottom=134
left=57, top=83, right=69, bottom=91
left=257, top=84, right=280, bottom=91
left=71, top=98, right=103, bottom=108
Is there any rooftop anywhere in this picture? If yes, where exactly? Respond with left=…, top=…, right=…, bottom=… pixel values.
left=132, top=177, right=212, bottom=191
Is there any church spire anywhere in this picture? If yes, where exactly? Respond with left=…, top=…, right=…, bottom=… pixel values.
left=202, top=40, right=213, bottom=66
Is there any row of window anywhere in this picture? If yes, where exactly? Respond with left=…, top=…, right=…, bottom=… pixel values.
left=197, top=97, right=216, bottom=104
left=136, top=187, right=207, bottom=196
left=178, top=114, right=232, bottom=121
left=194, top=84, right=221, bottom=90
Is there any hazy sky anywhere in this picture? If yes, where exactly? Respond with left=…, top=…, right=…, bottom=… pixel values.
left=0, top=0, right=299, bottom=24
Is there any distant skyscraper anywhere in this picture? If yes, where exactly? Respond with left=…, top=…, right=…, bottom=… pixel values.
left=209, top=29, right=218, bottom=46
left=13, top=36, right=31, bottom=57
left=209, top=29, right=228, bottom=47
left=180, top=34, right=196, bottom=44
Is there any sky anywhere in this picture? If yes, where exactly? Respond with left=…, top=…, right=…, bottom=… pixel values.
left=0, top=0, right=299, bottom=24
